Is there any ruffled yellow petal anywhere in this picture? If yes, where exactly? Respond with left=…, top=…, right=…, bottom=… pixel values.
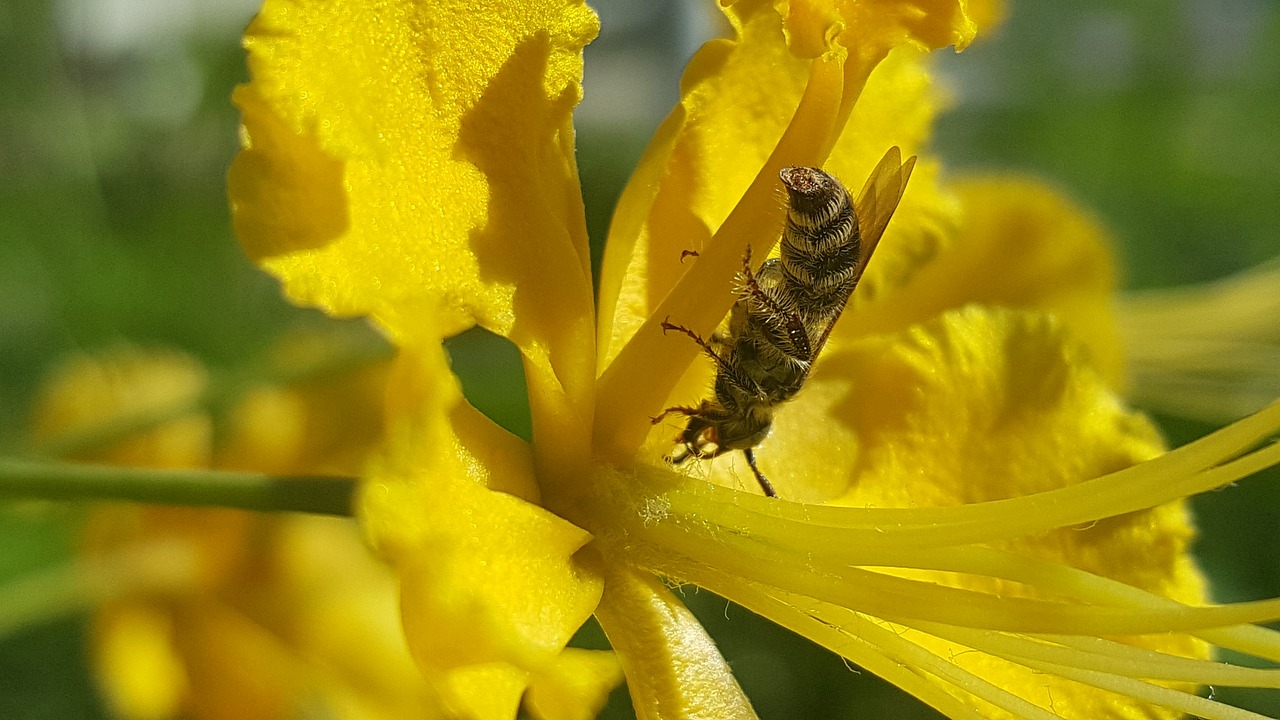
left=361, top=340, right=602, bottom=683
left=770, top=0, right=979, bottom=58
left=840, top=175, right=1123, bottom=385
left=363, top=340, right=543, bottom=526
left=523, top=648, right=623, bottom=720
left=827, top=308, right=1159, bottom=511
left=592, top=565, right=757, bottom=720
left=752, top=307, right=1157, bottom=504
left=388, top=488, right=600, bottom=672
left=230, top=0, right=600, bottom=417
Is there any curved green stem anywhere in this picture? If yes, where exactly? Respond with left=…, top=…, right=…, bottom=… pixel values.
left=0, top=459, right=356, bottom=516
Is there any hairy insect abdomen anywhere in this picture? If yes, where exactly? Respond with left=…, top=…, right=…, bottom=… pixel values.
left=777, top=167, right=861, bottom=321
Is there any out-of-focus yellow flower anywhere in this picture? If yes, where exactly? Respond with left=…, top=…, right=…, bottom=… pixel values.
left=34, top=345, right=415, bottom=720
left=228, top=0, right=1280, bottom=717
left=34, top=344, right=620, bottom=720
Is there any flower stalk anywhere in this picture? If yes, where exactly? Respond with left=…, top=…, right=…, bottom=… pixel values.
left=0, top=459, right=356, bottom=515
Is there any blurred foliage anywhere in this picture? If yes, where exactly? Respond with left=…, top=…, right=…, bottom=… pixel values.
left=0, top=0, right=1277, bottom=717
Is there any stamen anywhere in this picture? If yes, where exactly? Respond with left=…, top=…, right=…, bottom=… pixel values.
left=640, top=516, right=1280, bottom=635
left=654, top=400, right=1280, bottom=547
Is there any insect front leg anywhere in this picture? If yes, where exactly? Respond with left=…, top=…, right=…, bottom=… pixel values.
left=660, top=316, right=726, bottom=365
left=738, top=247, right=797, bottom=320
left=649, top=405, right=701, bottom=425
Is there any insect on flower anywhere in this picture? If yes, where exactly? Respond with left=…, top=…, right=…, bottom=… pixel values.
left=656, top=148, right=916, bottom=497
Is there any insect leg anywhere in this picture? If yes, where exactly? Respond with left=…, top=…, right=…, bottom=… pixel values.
left=660, top=316, right=726, bottom=364
left=742, top=448, right=777, bottom=497
left=650, top=405, right=701, bottom=425
left=739, top=247, right=796, bottom=319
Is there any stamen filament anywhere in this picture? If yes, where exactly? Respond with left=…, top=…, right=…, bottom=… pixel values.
left=635, top=519, right=1280, bottom=635
left=908, top=621, right=1280, bottom=687
left=716, top=574, right=1064, bottom=720
left=1009, top=656, right=1272, bottom=720
left=653, top=399, right=1280, bottom=546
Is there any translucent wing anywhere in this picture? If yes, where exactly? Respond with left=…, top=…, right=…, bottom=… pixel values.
left=810, top=147, right=916, bottom=356
left=853, top=146, right=917, bottom=278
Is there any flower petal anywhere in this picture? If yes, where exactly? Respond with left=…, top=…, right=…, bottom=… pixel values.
left=839, top=176, right=1124, bottom=386
left=762, top=306, right=1157, bottom=503
left=593, top=565, right=758, bottom=720
left=229, top=0, right=599, bottom=401
left=217, top=333, right=392, bottom=475
left=1120, top=260, right=1280, bottom=422
left=389, top=490, right=601, bottom=672
left=93, top=606, right=187, bottom=720
left=439, top=664, right=528, bottom=720
left=524, top=648, right=624, bottom=720
left=770, top=0, right=979, bottom=58
left=594, top=1, right=959, bottom=458
left=32, top=346, right=210, bottom=468
left=361, top=340, right=603, bottom=681
left=597, top=0, right=820, bottom=368
left=774, top=308, right=1210, bottom=708
left=171, top=600, right=316, bottom=720
left=599, top=2, right=953, bottom=365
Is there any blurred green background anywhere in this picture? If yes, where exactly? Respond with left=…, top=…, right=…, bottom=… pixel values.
left=1, top=0, right=1277, bottom=717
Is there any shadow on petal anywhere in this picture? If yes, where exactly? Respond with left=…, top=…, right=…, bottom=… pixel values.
left=229, top=86, right=349, bottom=262
left=456, top=31, right=598, bottom=423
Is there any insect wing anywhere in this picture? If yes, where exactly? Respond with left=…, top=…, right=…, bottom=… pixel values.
left=810, top=147, right=917, bottom=356
left=853, top=146, right=917, bottom=273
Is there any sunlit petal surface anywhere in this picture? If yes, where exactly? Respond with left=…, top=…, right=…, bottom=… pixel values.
left=229, top=0, right=601, bottom=418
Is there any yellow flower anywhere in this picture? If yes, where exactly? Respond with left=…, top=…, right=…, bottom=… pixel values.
left=229, top=0, right=1280, bottom=718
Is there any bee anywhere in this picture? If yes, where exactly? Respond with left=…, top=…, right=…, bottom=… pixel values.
left=654, top=147, right=916, bottom=497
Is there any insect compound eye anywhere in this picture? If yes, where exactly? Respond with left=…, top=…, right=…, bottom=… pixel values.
left=695, top=425, right=721, bottom=458
left=665, top=443, right=692, bottom=466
